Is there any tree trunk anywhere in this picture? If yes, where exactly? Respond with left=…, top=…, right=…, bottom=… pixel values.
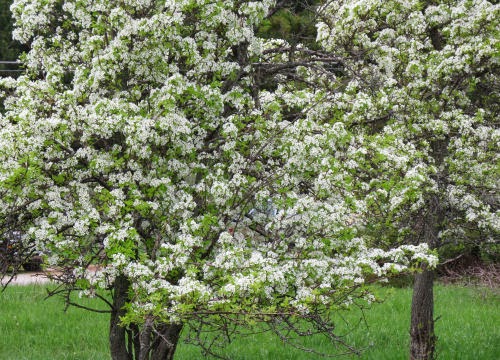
left=110, top=275, right=133, bottom=360
left=151, top=323, right=183, bottom=360
left=410, top=268, right=435, bottom=360
left=409, top=190, right=444, bottom=359
left=109, top=275, right=183, bottom=360
left=409, top=206, right=440, bottom=360
left=409, top=135, right=447, bottom=360
left=137, top=318, right=183, bottom=360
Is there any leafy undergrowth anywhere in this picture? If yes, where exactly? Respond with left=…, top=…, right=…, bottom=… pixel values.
left=0, top=284, right=498, bottom=359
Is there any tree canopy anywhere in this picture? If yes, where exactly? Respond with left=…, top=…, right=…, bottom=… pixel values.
left=316, top=0, right=499, bottom=251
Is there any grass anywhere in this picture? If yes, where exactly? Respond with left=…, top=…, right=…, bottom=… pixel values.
left=0, top=284, right=498, bottom=359
left=0, top=285, right=109, bottom=359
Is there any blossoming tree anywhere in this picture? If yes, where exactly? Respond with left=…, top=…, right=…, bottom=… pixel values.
left=0, top=0, right=439, bottom=359
left=316, top=0, right=499, bottom=358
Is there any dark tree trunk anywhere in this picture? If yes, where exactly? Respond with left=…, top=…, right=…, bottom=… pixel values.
left=151, top=323, right=183, bottom=360
left=109, top=275, right=183, bottom=360
left=136, top=317, right=183, bottom=360
left=409, top=204, right=440, bottom=360
left=110, top=275, right=133, bottom=360
left=409, top=136, right=447, bottom=360
left=410, top=268, right=435, bottom=360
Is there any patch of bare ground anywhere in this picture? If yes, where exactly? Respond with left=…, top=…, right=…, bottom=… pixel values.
left=438, top=255, right=500, bottom=289
left=1, top=271, right=51, bottom=286
left=1, top=265, right=106, bottom=286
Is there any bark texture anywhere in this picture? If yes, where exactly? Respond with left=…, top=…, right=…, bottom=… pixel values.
left=110, top=275, right=132, bottom=360
left=109, top=275, right=183, bottom=360
left=409, top=135, right=447, bottom=360
left=151, top=323, right=183, bottom=360
left=409, top=196, right=441, bottom=360
left=410, top=269, right=435, bottom=360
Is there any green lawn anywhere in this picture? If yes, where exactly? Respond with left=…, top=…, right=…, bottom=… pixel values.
left=0, top=284, right=498, bottom=359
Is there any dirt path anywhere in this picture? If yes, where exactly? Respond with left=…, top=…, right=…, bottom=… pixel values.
left=1, top=271, right=55, bottom=285
left=2, top=266, right=101, bottom=286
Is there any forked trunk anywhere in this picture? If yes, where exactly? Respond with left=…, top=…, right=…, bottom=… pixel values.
left=109, top=275, right=183, bottom=360
left=150, top=323, right=183, bottom=360
left=138, top=316, right=183, bottom=360
left=410, top=268, right=435, bottom=360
